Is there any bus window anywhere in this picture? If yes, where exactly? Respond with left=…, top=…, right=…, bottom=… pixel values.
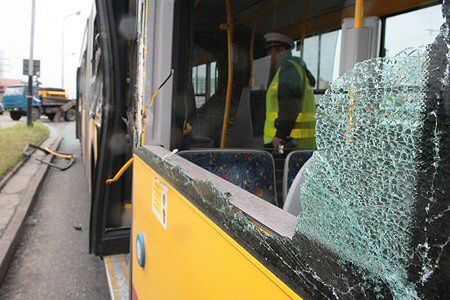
left=292, top=30, right=341, bottom=91
left=383, top=4, right=444, bottom=57
left=210, top=61, right=218, bottom=96
left=192, top=61, right=218, bottom=108
left=192, top=64, right=207, bottom=107
left=297, top=35, right=319, bottom=89
left=318, top=31, right=340, bottom=90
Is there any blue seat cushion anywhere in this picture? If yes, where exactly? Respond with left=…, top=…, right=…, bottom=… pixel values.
left=178, top=151, right=276, bottom=204
left=287, top=151, right=313, bottom=191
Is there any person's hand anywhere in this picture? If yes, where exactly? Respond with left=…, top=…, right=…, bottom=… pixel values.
left=183, top=123, right=192, bottom=136
left=271, top=137, right=284, bottom=148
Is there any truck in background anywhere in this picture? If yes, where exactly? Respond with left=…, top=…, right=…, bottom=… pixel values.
left=2, top=85, right=76, bottom=122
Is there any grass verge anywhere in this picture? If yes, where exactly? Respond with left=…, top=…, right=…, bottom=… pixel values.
left=0, top=122, right=49, bottom=180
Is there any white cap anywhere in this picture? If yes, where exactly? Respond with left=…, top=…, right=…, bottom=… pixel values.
left=264, top=32, right=295, bottom=50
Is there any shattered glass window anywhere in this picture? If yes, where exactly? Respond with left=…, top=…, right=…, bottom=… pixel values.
left=297, top=11, right=450, bottom=298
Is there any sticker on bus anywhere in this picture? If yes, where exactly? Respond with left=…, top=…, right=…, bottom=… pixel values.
left=152, top=177, right=168, bottom=229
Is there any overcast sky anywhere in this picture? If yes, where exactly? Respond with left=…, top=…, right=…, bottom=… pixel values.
left=0, top=0, right=93, bottom=97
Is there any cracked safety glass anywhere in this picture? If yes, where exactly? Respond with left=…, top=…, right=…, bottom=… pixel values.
left=297, top=5, right=450, bottom=298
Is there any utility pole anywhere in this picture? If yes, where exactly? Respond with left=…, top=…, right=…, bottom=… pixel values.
left=27, top=0, right=36, bottom=126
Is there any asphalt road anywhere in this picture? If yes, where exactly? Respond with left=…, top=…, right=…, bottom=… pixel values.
left=0, top=111, right=29, bottom=129
left=0, top=115, right=109, bottom=299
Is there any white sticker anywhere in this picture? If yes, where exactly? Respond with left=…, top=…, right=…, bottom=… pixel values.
left=152, top=177, right=168, bottom=229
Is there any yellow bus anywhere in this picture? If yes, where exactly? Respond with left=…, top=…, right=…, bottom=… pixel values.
left=76, top=0, right=448, bottom=299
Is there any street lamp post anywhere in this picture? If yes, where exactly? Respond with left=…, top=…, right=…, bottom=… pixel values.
left=27, top=0, right=36, bottom=127
left=61, top=11, right=81, bottom=89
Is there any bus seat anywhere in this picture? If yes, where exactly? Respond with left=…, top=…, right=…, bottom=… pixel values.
left=249, top=90, right=266, bottom=138
left=230, top=87, right=263, bottom=148
left=282, top=150, right=313, bottom=201
left=283, top=154, right=314, bottom=216
left=186, top=81, right=197, bottom=123
left=178, top=150, right=277, bottom=205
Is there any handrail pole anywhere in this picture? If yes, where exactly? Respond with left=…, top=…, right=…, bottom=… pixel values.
left=249, top=1, right=268, bottom=86
left=249, top=19, right=258, bottom=87
left=354, top=0, right=364, bottom=29
left=220, top=0, right=234, bottom=148
left=300, top=0, right=311, bottom=58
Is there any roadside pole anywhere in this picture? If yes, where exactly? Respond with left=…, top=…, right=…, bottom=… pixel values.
left=27, top=0, right=36, bottom=127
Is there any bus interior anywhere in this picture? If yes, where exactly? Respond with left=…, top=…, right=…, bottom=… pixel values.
left=78, top=0, right=448, bottom=298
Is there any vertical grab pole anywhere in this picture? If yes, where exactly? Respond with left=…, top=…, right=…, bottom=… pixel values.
left=354, top=0, right=364, bottom=29
left=249, top=19, right=258, bottom=87
left=220, top=0, right=234, bottom=148
left=300, top=0, right=311, bottom=58
left=249, top=1, right=267, bottom=86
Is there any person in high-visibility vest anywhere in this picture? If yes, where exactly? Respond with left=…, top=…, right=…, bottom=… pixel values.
left=263, top=32, right=317, bottom=150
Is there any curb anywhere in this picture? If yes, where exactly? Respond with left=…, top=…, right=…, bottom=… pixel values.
left=0, top=135, right=62, bottom=286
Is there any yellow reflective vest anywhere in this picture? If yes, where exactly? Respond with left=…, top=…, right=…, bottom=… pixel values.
left=263, top=59, right=316, bottom=150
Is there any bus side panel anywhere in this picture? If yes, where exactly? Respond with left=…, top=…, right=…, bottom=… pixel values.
left=79, top=7, right=96, bottom=191
left=131, top=155, right=300, bottom=300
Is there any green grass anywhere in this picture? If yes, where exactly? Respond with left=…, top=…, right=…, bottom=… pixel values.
left=0, top=122, right=49, bottom=180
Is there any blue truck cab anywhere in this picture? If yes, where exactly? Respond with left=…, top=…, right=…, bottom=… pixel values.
left=3, top=85, right=41, bottom=109
left=2, top=85, right=74, bottom=122
left=3, top=85, right=41, bottom=120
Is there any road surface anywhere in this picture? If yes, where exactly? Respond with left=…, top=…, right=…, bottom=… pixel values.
left=0, top=115, right=109, bottom=299
left=0, top=111, right=28, bottom=129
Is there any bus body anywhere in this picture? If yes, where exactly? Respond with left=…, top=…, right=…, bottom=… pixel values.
left=77, top=0, right=449, bottom=299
